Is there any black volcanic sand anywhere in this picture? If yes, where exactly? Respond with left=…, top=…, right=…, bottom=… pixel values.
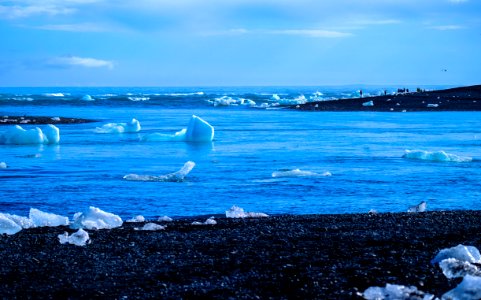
left=0, top=116, right=96, bottom=125
left=295, top=84, right=481, bottom=112
left=1, top=211, right=480, bottom=299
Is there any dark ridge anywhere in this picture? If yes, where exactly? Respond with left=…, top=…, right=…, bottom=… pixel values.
left=0, top=116, right=97, bottom=125
left=294, top=84, right=481, bottom=112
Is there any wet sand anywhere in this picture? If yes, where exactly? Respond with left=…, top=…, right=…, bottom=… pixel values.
left=1, top=211, right=479, bottom=299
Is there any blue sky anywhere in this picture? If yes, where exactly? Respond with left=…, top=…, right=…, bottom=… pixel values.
left=0, top=0, right=480, bottom=86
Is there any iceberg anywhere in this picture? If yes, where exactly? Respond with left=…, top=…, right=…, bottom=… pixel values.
left=71, top=206, right=123, bottom=230
left=142, top=115, right=214, bottom=142
left=439, top=258, right=481, bottom=279
left=208, top=96, right=256, bottom=107
left=362, top=100, right=374, bottom=107
left=431, top=244, right=481, bottom=264
left=0, top=162, right=6, bottom=169
left=58, top=229, right=90, bottom=246
left=407, top=201, right=427, bottom=213
left=363, top=284, right=434, bottom=300
left=29, top=208, right=69, bottom=227
left=3, top=213, right=34, bottom=229
left=225, top=205, right=269, bottom=218
left=126, top=215, right=145, bottom=223
left=0, top=125, right=60, bottom=145
left=192, top=217, right=217, bottom=225
left=272, top=169, right=331, bottom=178
left=0, top=214, right=23, bottom=235
left=402, top=150, right=472, bottom=162
left=158, top=216, right=173, bottom=222
left=135, top=223, right=165, bottom=231
left=81, top=94, right=94, bottom=101
left=442, top=275, right=481, bottom=300
left=123, top=161, right=195, bottom=182
left=95, top=118, right=141, bottom=133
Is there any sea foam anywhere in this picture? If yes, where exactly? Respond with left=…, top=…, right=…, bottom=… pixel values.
left=272, top=169, right=331, bottom=178
left=402, top=150, right=472, bottom=162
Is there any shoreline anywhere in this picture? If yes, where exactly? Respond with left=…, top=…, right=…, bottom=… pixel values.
left=0, top=116, right=96, bottom=125
left=1, top=210, right=480, bottom=298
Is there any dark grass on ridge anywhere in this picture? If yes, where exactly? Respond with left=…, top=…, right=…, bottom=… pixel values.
left=0, top=116, right=96, bottom=125
left=294, top=84, right=481, bottom=112
left=1, top=211, right=480, bottom=299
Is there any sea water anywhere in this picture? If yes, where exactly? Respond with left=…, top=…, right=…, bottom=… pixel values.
left=1, top=86, right=480, bottom=219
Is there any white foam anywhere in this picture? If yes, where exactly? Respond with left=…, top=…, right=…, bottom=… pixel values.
left=225, top=205, right=269, bottom=218
left=442, top=275, right=481, bottom=300
left=272, top=94, right=281, bottom=100
left=363, top=284, right=434, bottom=300
left=0, top=125, right=60, bottom=145
left=403, top=150, right=472, bottom=163
left=192, top=216, right=217, bottom=225
left=363, top=100, right=374, bottom=107
left=0, top=162, right=6, bottom=169
left=58, top=229, right=90, bottom=246
left=0, top=213, right=23, bottom=235
left=439, top=258, right=481, bottom=279
left=208, top=96, right=255, bottom=107
left=43, top=93, right=64, bottom=97
left=135, top=223, right=165, bottom=231
left=128, top=96, right=150, bottom=102
left=95, top=118, right=141, bottom=133
left=29, top=208, right=69, bottom=227
left=81, top=94, right=94, bottom=101
left=407, top=201, right=427, bottom=213
left=123, top=161, right=195, bottom=182
left=272, top=169, right=331, bottom=178
left=431, top=244, right=481, bottom=264
left=277, top=95, right=307, bottom=105
left=142, top=115, right=214, bottom=142
left=71, top=206, right=123, bottom=230
left=126, top=215, right=145, bottom=223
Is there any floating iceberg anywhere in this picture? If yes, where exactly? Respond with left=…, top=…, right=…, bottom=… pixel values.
left=407, top=201, right=427, bottom=213
left=142, top=115, right=214, bottom=142
left=0, top=214, right=23, bottom=235
left=135, top=223, right=165, bottom=231
left=126, top=215, right=145, bottom=223
left=362, top=100, right=374, bottom=107
left=123, top=161, right=195, bottom=182
left=95, top=118, right=141, bottom=133
left=363, top=283, right=434, bottom=300
left=402, top=150, right=472, bottom=163
left=272, top=169, right=332, bottom=178
left=226, top=205, right=269, bottom=218
left=0, top=162, right=6, bottom=169
left=81, top=94, right=94, bottom=101
left=71, top=206, right=123, bottom=230
left=29, top=208, right=69, bottom=227
left=208, top=96, right=256, bottom=107
left=439, top=258, right=481, bottom=279
left=192, top=217, right=217, bottom=225
left=431, top=244, right=481, bottom=265
left=0, top=124, right=60, bottom=145
left=442, top=275, right=481, bottom=300
left=58, top=229, right=90, bottom=246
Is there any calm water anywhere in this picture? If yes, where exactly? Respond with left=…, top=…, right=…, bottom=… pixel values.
left=1, top=87, right=480, bottom=219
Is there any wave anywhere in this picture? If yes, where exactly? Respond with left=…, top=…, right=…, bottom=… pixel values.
left=402, top=150, right=473, bottom=162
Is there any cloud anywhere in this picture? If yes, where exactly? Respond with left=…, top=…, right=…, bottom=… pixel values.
left=48, top=56, right=114, bottom=69
left=429, top=25, right=465, bottom=30
left=0, top=4, right=74, bottom=19
left=448, top=0, right=468, bottom=3
left=206, top=28, right=351, bottom=38
left=33, top=23, right=112, bottom=32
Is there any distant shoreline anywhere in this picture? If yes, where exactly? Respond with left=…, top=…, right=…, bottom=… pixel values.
left=294, top=84, right=481, bottom=112
left=0, top=116, right=96, bottom=125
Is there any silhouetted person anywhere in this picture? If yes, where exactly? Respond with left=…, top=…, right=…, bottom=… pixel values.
left=360, top=90, right=363, bottom=98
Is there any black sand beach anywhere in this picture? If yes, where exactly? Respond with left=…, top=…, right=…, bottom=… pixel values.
left=1, top=211, right=480, bottom=299
left=295, top=84, right=481, bottom=112
left=0, top=116, right=95, bottom=125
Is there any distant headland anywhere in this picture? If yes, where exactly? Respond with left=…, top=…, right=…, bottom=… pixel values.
left=293, top=84, right=481, bottom=112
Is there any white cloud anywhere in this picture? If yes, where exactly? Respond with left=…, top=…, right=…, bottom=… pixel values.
left=34, top=23, right=111, bottom=32
left=49, top=56, right=114, bottom=69
left=429, top=25, right=465, bottom=30
left=0, top=4, right=74, bottom=19
left=448, top=0, right=468, bottom=3
left=206, top=28, right=351, bottom=38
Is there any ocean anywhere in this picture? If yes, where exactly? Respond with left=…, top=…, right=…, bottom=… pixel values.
left=1, top=86, right=480, bottom=219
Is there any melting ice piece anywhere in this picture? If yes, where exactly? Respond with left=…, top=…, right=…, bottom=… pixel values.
left=0, top=213, right=23, bottom=235
left=0, top=125, right=60, bottom=145
left=142, top=115, right=214, bottom=142
left=0, top=162, right=6, bottom=169
left=439, top=258, right=481, bottom=279
left=3, top=213, right=34, bottom=229
left=58, top=229, right=90, bottom=246
left=126, top=215, right=145, bottom=223
left=123, top=161, right=195, bottom=182
left=442, top=275, right=481, bottom=300
left=71, top=206, right=123, bottom=230
left=95, top=118, right=141, bottom=133
left=407, top=201, right=427, bottom=213
left=402, top=150, right=472, bottom=162
left=431, top=244, right=481, bottom=264
left=29, top=208, right=69, bottom=227
left=362, top=100, right=374, bottom=107
left=272, top=169, right=331, bottom=178
left=192, top=217, right=217, bottom=225
left=81, top=95, right=94, bottom=101
left=225, top=205, right=269, bottom=218
left=158, top=216, right=173, bottom=222
left=43, top=124, right=60, bottom=144
left=363, top=284, right=435, bottom=300
left=135, top=223, right=165, bottom=231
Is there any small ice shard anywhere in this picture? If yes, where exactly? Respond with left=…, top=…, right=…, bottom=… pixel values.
left=442, top=275, right=481, bottom=300
left=272, top=169, right=331, bottom=178
left=431, top=244, right=481, bottom=264
left=81, top=95, right=94, bottom=101
left=123, top=161, right=195, bottom=182
left=363, top=284, right=435, bottom=300
left=51, top=117, right=61, bottom=122
left=71, top=206, right=123, bottom=230
left=407, top=201, right=427, bottom=213
left=362, top=100, right=374, bottom=107
left=29, top=208, right=69, bottom=227
left=0, top=213, right=23, bottom=235
left=95, top=118, right=141, bottom=133
left=402, top=150, right=472, bottom=163
left=58, top=229, right=90, bottom=246
left=439, top=258, right=481, bottom=279
left=158, top=216, right=173, bottom=222
left=226, top=205, right=269, bottom=218
left=427, top=103, right=439, bottom=108
left=142, top=115, right=214, bottom=142
left=126, top=215, right=145, bottom=223
left=0, top=162, right=6, bottom=169
left=0, top=125, right=60, bottom=145
left=135, top=223, right=165, bottom=231
left=192, top=217, right=217, bottom=225
left=3, top=213, right=34, bottom=229
left=368, top=209, right=378, bottom=215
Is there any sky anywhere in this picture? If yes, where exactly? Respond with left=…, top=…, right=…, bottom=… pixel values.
left=0, top=0, right=480, bottom=87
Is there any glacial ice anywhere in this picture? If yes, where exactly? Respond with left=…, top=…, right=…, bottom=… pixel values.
left=71, top=206, right=123, bottom=230
left=226, top=205, right=269, bottom=218
left=0, top=125, right=60, bottom=145
left=363, top=284, right=435, bottom=300
left=135, top=223, right=165, bottom=231
left=95, top=118, right=141, bottom=133
left=272, top=169, right=332, bottom=178
left=442, top=275, right=481, bottom=300
left=192, top=217, right=217, bottom=225
left=0, top=213, right=23, bottom=235
left=363, top=100, right=374, bottom=107
left=407, top=201, right=427, bottom=213
left=142, top=115, right=214, bottom=142
left=208, top=96, right=256, bottom=107
left=123, top=161, right=195, bottom=182
left=3, top=213, right=34, bottom=229
left=158, top=216, right=173, bottom=222
left=58, top=229, right=90, bottom=246
left=431, top=244, right=481, bottom=265
left=126, top=215, right=145, bottom=222
left=402, top=150, right=472, bottom=162
left=438, top=258, right=481, bottom=279
left=0, top=162, right=6, bottom=169
left=29, top=208, right=69, bottom=227
left=81, top=94, right=94, bottom=101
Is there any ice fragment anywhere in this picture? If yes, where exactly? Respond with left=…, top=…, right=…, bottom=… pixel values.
left=123, top=161, right=195, bottom=182
left=71, top=206, right=123, bottom=230
left=431, top=244, right=481, bottom=264
left=442, top=275, right=481, bottom=300
left=58, top=229, right=90, bottom=246
left=135, top=223, right=165, bottom=231
left=29, top=208, right=69, bottom=227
